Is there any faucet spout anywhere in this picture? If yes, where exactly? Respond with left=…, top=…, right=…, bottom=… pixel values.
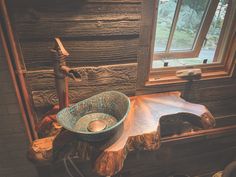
left=60, top=66, right=82, bottom=82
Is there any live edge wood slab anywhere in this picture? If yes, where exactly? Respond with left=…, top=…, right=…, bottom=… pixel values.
left=29, top=91, right=215, bottom=177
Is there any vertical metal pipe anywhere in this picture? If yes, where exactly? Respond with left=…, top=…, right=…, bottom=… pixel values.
left=0, top=21, right=33, bottom=143
left=51, top=50, right=69, bottom=110
left=0, top=0, right=38, bottom=140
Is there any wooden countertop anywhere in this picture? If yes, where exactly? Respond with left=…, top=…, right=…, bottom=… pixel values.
left=29, top=91, right=215, bottom=176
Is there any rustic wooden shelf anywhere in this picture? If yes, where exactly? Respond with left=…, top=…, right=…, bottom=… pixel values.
left=29, top=91, right=215, bottom=176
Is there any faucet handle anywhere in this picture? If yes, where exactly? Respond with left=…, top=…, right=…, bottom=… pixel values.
left=67, top=70, right=82, bottom=82
left=53, top=38, right=69, bottom=56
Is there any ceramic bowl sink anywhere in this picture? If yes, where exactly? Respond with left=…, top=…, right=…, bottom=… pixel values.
left=57, top=91, right=130, bottom=142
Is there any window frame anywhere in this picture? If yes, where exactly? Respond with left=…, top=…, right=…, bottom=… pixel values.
left=153, top=0, right=219, bottom=60
left=137, top=0, right=236, bottom=90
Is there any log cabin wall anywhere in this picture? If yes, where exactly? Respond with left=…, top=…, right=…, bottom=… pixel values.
left=4, top=0, right=236, bottom=124
left=6, top=0, right=140, bottom=119
left=0, top=42, right=37, bottom=177
left=6, top=0, right=236, bottom=123
left=1, top=1, right=236, bottom=177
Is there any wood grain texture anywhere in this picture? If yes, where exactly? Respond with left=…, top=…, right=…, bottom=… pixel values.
left=95, top=92, right=215, bottom=176
left=9, top=3, right=140, bottom=39
left=20, top=38, right=138, bottom=69
left=202, top=98, right=236, bottom=118
left=34, top=126, right=236, bottom=177
left=3, top=0, right=236, bottom=176
left=136, top=0, right=155, bottom=89
left=28, top=92, right=215, bottom=176
left=26, top=63, right=137, bottom=111
left=194, top=84, right=236, bottom=102
left=113, top=130, right=236, bottom=177
left=7, top=0, right=141, bottom=69
left=13, top=20, right=140, bottom=40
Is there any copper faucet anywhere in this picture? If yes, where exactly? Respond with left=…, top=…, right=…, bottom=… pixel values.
left=51, top=38, right=81, bottom=110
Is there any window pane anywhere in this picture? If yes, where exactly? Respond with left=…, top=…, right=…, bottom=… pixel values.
left=170, top=0, right=209, bottom=51
left=154, top=0, right=177, bottom=52
left=199, top=0, right=229, bottom=62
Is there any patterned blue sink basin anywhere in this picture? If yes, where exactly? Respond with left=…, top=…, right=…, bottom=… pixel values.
left=57, top=91, right=130, bottom=142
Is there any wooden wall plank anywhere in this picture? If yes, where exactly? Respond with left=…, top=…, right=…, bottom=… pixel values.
left=26, top=63, right=137, bottom=90
left=8, top=0, right=142, bottom=8
left=10, top=4, right=140, bottom=22
left=20, top=38, right=138, bottom=69
left=9, top=2, right=141, bottom=39
left=7, top=0, right=141, bottom=70
left=86, top=0, right=141, bottom=3
left=13, top=20, right=140, bottom=39
left=194, top=84, right=236, bottom=102
left=202, top=98, right=236, bottom=118
left=26, top=63, right=137, bottom=110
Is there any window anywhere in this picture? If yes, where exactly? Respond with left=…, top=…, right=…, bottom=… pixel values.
left=138, top=0, right=236, bottom=86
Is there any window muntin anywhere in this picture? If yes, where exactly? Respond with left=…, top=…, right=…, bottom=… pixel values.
left=170, top=0, right=209, bottom=51
left=155, top=0, right=177, bottom=52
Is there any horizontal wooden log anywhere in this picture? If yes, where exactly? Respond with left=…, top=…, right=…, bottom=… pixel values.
left=9, top=0, right=141, bottom=39
left=14, top=20, right=140, bottom=40
left=202, top=98, right=236, bottom=117
left=8, top=0, right=142, bottom=8
left=26, top=63, right=137, bottom=109
left=21, top=38, right=138, bottom=69
left=12, top=7, right=140, bottom=22
left=86, top=0, right=141, bottom=3
left=32, top=85, right=136, bottom=109
left=193, top=84, right=236, bottom=102
left=7, top=0, right=141, bottom=69
left=26, top=63, right=137, bottom=90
